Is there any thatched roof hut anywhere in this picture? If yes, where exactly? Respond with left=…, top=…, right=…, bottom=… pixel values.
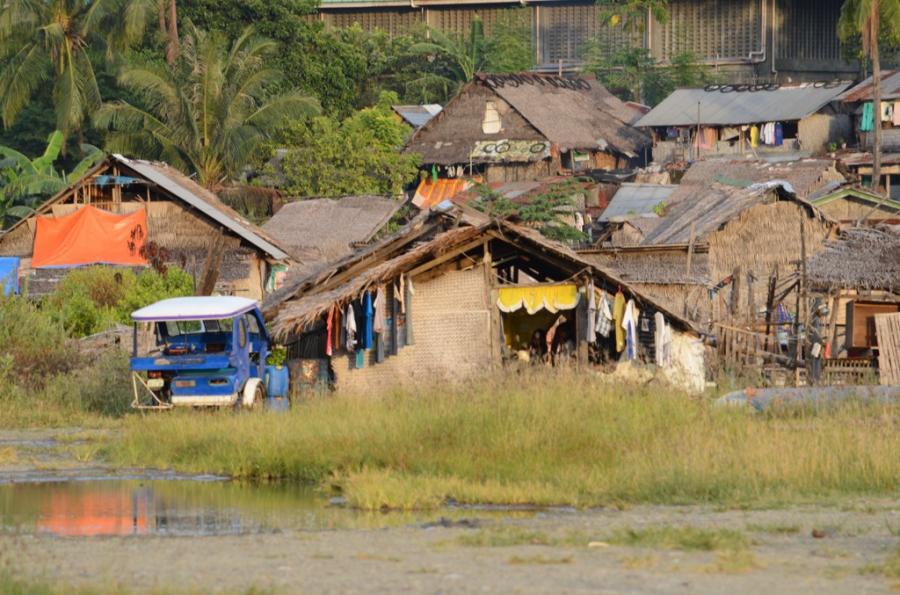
left=404, top=73, right=651, bottom=183
left=265, top=208, right=697, bottom=340
left=265, top=207, right=708, bottom=393
left=0, top=154, right=290, bottom=298
left=262, top=196, right=400, bottom=278
left=583, top=181, right=838, bottom=327
left=808, top=226, right=900, bottom=294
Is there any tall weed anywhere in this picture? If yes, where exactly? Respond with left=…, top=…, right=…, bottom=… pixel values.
left=105, top=371, right=900, bottom=509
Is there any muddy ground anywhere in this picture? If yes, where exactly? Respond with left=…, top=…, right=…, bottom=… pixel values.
left=0, top=429, right=897, bottom=594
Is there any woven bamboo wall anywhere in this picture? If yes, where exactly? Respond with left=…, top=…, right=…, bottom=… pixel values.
left=709, top=201, right=831, bottom=318
left=631, top=282, right=712, bottom=326
left=332, top=264, right=492, bottom=393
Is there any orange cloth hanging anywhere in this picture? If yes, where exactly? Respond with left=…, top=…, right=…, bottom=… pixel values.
left=32, top=205, right=148, bottom=268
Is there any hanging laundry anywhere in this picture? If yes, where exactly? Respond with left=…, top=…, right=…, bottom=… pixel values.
left=774, top=122, right=784, bottom=146
left=586, top=282, right=597, bottom=344
left=860, top=102, right=874, bottom=132
left=893, top=101, right=900, bottom=126
left=881, top=102, right=893, bottom=122
left=362, top=293, right=374, bottom=350
left=694, top=127, right=716, bottom=149
left=654, top=312, right=672, bottom=367
left=332, top=306, right=342, bottom=352
left=344, top=303, right=357, bottom=351
left=613, top=290, right=626, bottom=353
left=623, top=300, right=638, bottom=360
left=405, top=276, right=415, bottom=346
left=596, top=291, right=613, bottom=338
left=373, top=286, right=386, bottom=334
left=750, top=125, right=760, bottom=148
left=325, top=306, right=334, bottom=357
left=355, top=349, right=365, bottom=369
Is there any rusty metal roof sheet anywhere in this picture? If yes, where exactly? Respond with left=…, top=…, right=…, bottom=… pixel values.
left=838, top=70, right=900, bottom=102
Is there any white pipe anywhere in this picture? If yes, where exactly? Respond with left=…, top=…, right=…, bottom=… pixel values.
left=770, top=0, right=778, bottom=77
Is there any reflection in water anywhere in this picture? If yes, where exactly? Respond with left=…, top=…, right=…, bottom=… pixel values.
left=0, top=480, right=302, bottom=537
left=0, top=480, right=537, bottom=538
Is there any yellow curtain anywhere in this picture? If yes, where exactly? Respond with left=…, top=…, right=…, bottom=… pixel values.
left=497, top=284, right=580, bottom=315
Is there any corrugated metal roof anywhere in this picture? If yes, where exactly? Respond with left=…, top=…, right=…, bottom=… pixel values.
left=636, top=83, right=852, bottom=127
left=838, top=70, right=900, bottom=102
left=114, top=155, right=289, bottom=260
left=392, top=104, right=442, bottom=129
left=600, top=183, right=677, bottom=221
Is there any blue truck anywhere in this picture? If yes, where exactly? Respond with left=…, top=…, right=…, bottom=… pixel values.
left=129, top=296, right=272, bottom=409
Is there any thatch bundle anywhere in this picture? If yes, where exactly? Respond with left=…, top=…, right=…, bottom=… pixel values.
left=808, top=225, right=900, bottom=293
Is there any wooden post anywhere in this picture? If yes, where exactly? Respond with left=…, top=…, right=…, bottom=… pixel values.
left=685, top=222, right=695, bottom=277
left=796, top=216, right=809, bottom=385
left=746, top=270, right=755, bottom=326
left=827, top=292, right=840, bottom=358
left=730, top=266, right=742, bottom=319
left=763, top=265, right=778, bottom=353
left=196, top=231, right=226, bottom=296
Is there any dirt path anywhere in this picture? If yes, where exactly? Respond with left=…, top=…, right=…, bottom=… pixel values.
left=2, top=504, right=897, bottom=594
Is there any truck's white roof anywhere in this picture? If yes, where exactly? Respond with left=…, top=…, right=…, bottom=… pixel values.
left=132, top=297, right=258, bottom=321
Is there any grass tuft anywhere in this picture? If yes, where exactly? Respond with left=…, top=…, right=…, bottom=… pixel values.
left=606, top=526, right=749, bottom=552
left=508, top=555, right=572, bottom=565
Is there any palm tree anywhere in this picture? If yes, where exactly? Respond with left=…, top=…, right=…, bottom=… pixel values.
left=0, top=0, right=149, bottom=140
left=408, top=18, right=489, bottom=87
left=94, top=24, right=320, bottom=188
left=839, top=0, right=900, bottom=192
left=0, top=130, right=103, bottom=227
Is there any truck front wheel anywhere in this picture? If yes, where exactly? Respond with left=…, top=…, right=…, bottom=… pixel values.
left=240, top=379, right=266, bottom=410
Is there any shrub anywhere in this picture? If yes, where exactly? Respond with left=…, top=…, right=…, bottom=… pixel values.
left=44, top=265, right=194, bottom=337
left=0, top=296, right=75, bottom=383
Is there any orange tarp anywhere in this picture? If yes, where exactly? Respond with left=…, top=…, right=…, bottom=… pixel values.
left=32, top=205, right=148, bottom=268
left=412, top=177, right=482, bottom=209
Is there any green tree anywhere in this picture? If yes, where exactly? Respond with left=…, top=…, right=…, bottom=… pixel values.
left=0, top=130, right=103, bottom=227
left=473, top=179, right=587, bottom=243
left=279, top=92, right=420, bottom=198
left=587, top=46, right=713, bottom=106
left=407, top=12, right=534, bottom=94
left=839, top=0, right=900, bottom=192
left=596, top=0, right=669, bottom=30
left=95, top=24, right=319, bottom=187
left=0, top=0, right=152, bottom=140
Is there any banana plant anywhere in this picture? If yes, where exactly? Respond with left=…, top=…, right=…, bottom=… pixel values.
left=0, top=130, right=104, bottom=227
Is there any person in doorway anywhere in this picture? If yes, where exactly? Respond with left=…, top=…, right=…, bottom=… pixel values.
left=528, top=329, right=547, bottom=363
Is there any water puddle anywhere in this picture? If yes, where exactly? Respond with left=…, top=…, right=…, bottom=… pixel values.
left=0, top=479, right=535, bottom=538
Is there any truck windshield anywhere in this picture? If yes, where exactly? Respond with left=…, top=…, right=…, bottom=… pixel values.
left=162, top=319, right=232, bottom=336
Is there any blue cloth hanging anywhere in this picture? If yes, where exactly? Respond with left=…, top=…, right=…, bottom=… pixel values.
left=362, top=293, right=374, bottom=349
left=774, top=122, right=783, bottom=146
left=0, top=257, right=19, bottom=296
left=860, top=102, right=874, bottom=132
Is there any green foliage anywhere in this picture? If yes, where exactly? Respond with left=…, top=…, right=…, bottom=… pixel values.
left=596, top=0, right=670, bottom=30
left=0, top=130, right=104, bottom=227
left=0, top=0, right=152, bottom=139
left=838, top=0, right=900, bottom=58
left=0, top=296, right=74, bottom=384
left=279, top=92, right=420, bottom=198
left=472, top=180, right=586, bottom=243
left=95, top=23, right=320, bottom=187
left=407, top=12, right=534, bottom=95
left=44, top=265, right=194, bottom=338
left=266, top=346, right=287, bottom=367
left=587, top=47, right=715, bottom=106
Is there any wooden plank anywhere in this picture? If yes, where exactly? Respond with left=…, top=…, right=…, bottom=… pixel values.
left=875, top=313, right=900, bottom=385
